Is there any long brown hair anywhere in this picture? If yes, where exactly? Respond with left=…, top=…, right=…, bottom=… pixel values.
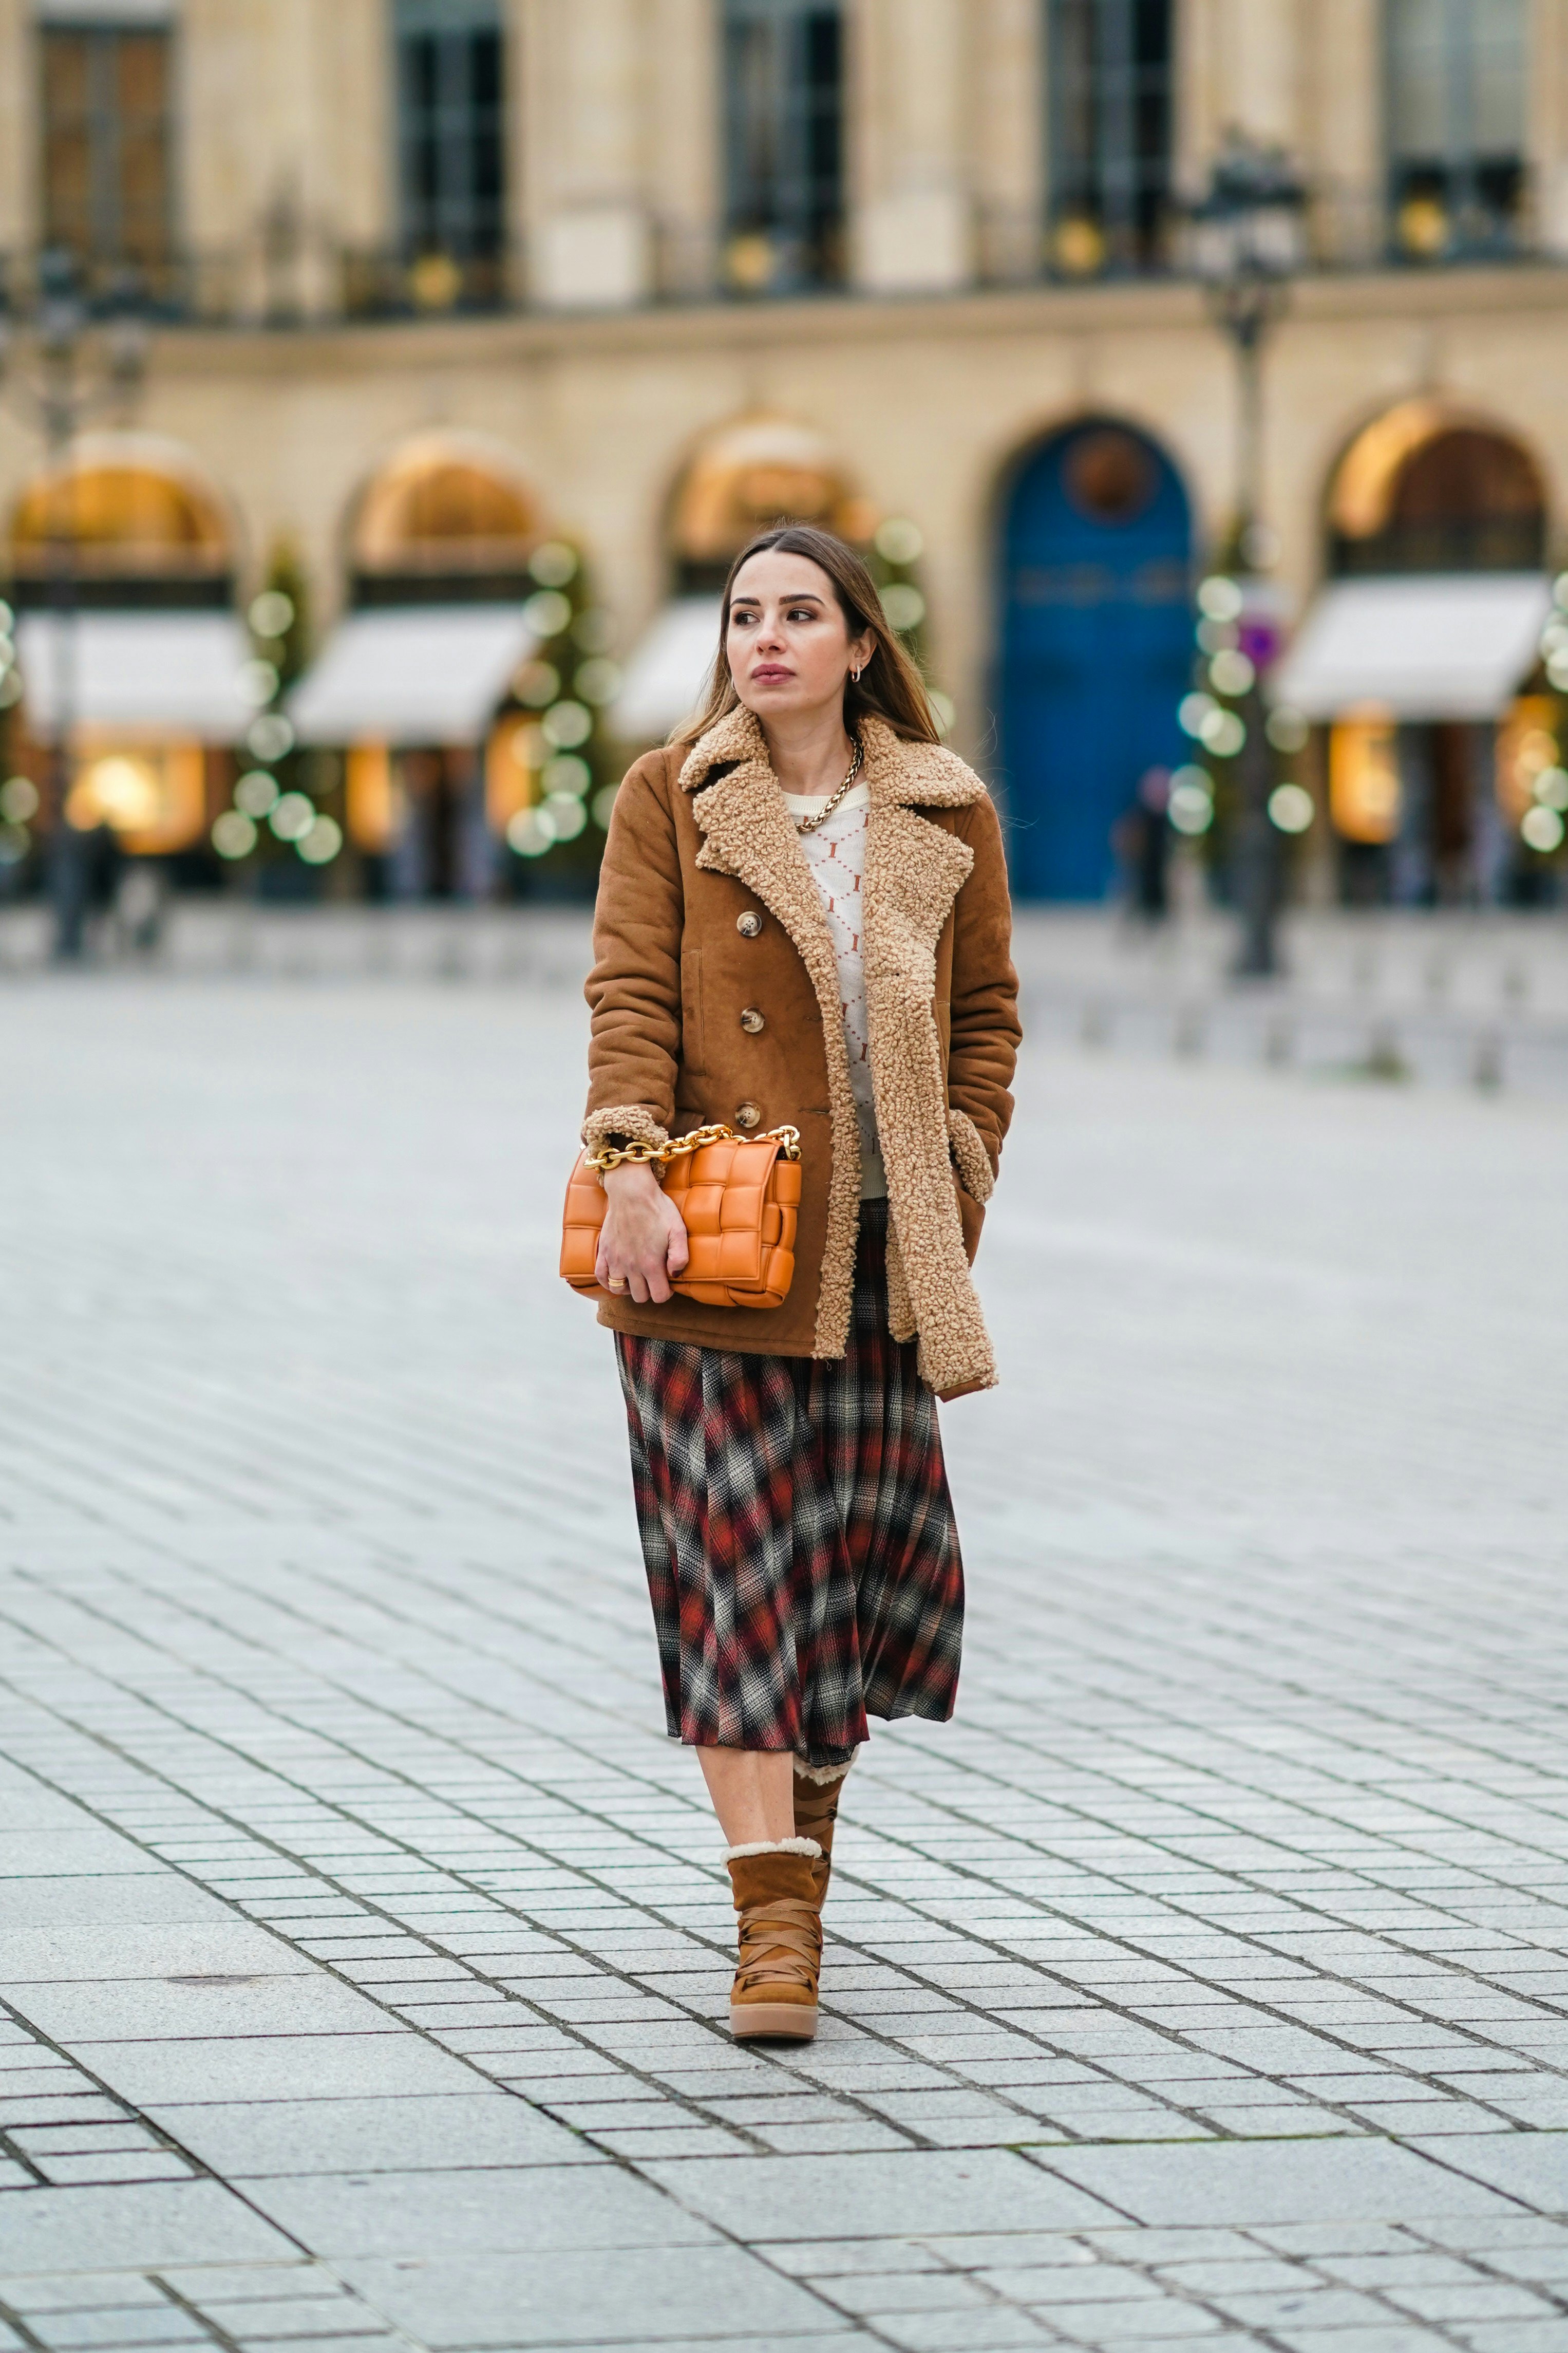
left=671, top=522, right=941, bottom=748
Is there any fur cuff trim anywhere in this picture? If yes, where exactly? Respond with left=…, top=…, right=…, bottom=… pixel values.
left=580, top=1104, right=671, bottom=1156
left=947, top=1108, right=996, bottom=1205
left=793, top=1756, right=855, bottom=1785
left=723, top=1836, right=822, bottom=1862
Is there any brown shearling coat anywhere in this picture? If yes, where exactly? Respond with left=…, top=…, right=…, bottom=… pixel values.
left=581, top=707, right=1021, bottom=1400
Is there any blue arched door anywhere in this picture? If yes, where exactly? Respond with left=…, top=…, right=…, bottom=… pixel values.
left=999, top=420, right=1193, bottom=900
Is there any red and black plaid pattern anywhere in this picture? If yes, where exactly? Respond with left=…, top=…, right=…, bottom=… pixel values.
left=615, top=1201, right=964, bottom=1768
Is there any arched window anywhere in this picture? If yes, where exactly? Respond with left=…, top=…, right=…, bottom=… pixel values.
left=9, top=442, right=232, bottom=608
left=1047, top=0, right=1174, bottom=277
left=1328, top=401, right=1545, bottom=574
left=723, top=0, right=845, bottom=293
left=1386, top=0, right=1526, bottom=258
left=350, top=434, right=541, bottom=604
left=666, top=416, right=870, bottom=592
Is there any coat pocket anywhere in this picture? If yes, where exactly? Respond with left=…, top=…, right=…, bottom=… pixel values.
left=953, top=1170, right=985, bottom=1266
left=680, top=945, right=707, bottom=1077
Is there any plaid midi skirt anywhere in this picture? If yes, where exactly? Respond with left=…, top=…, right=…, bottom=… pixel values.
left=615, top=1200, right=964, bottom=1769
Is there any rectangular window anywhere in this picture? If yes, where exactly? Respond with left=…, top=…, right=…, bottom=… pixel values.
left=1047, top=0, right=1173, bottom=275
left=394, top=0, right=506, bottom=308
left=723, top=0, right=844, bottom=293
left=1386, top=0, right=1526, bottom=257
left=42, top=25, right=173, bottom=291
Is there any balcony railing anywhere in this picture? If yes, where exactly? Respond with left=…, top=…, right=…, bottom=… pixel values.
left=0, top=183, right=1556, bottom=339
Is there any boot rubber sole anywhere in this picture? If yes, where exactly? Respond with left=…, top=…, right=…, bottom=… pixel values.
left=731, top=2000, right=818, bottom=2041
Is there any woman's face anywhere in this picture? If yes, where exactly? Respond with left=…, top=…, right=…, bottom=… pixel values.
left=726, top=550, right=874, bottom=727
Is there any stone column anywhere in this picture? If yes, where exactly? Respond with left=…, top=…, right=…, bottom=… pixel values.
left=0, top=0, right=33, bottom=261
left=521, top=0, right=652, bottom=309
left=1528, top=0, right=1568, bottom=256
left=973, top=0, right=1043, bottom=282
left=1300, top=0, right=1382, bottom=264
left=1175, top=0, right=1303, bottom=189
left=850, top=0, right=974, bottom=293
left=184, top=0, right=392, bottom=321
left=646, top=0, right=720, bottom=297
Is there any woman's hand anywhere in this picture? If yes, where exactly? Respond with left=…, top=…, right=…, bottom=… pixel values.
left=597, top=1163, right=690, bottom=1305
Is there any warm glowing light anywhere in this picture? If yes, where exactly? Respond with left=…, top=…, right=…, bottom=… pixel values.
left=346, top=744, right=398, bottom=852
left=1169, top=780, right=1214, bottom=835
left=1052, top=215, right=1107, bottom=276
left=507, top=806, right=555, bottom=856
left=876, top=518, right=924, bottom=566
left=670, top=416, right=863, bottom=564
left=485, top=716, right=536, bottom=834
left=1267, top=707, right=1310, bottom=754
left=1521, top=805, right=1564, bottom=853
left=1330, top=717, right=1401, bottom=844
left=574, top=657, right=622, bottom=706
left=212, top=810, right=257, bottom=859
left=881, top=583, right=927, bottom=634
left=297, top=814, right=343, bottom=865
left=1197, top=577, right=1243, bottom=623
left=542, top=701, right=592, bottom=751
left=1201, top=708, right=1246, bottom=758
left=235, top=770, right=278, bottom=818
left=1269, top=783, right=1315, bottom=834
left=249, top=590, right=294, bottom=637
left=523, top=590, right=572, bottom=639
left=1496, top=698, right=1561, bottom=825
left=1209, top=648, right=1256, bottom=698
left=269, top=790, right=316, bottom=842
left=69, top=754, right=161, bottom=833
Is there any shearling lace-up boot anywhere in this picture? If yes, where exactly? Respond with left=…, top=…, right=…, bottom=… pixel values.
left=725, top=1839, right=822, bottom=2041
left=791, top=1756, right=854, bottom=1912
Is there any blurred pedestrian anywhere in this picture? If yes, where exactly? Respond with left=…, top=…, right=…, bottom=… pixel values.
left=581, top=525, right=1019, bottom=2044
left=1118, top=765, right=1173, bottom=922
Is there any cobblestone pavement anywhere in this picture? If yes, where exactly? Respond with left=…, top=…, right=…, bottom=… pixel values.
left=3, top=975, right=1567, bottom=2353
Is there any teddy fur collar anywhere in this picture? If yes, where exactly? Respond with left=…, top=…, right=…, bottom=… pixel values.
left=674, top=703, right=997, bottom=1398
left=677, top=707, right=988, bottom=811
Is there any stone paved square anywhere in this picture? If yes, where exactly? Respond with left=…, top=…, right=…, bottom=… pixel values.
left=3, top=951, right=1567, bottom=2351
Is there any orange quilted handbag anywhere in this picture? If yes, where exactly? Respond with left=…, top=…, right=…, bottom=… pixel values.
left=560, top=1124, right=802, bottom=1310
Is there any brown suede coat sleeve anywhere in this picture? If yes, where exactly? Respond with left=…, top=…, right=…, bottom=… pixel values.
left=583, top=751, right=685, bottom=1146
left=946, top=796, right=1021, bottom=1174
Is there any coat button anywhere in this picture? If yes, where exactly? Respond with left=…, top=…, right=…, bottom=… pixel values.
left=734, top=1101, right=762, bottom=1130
left=736, top=910, right=762, bottom=938
left=739, top=1006, right=765, bottom=1034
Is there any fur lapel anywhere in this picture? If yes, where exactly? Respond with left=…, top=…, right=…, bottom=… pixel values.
left=682, top=706, right=862, bottom=1361
left=679, top=709, right=997, bottom=1395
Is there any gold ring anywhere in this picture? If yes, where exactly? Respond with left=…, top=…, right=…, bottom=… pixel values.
left=607, top=1276, right=628, bottom=1292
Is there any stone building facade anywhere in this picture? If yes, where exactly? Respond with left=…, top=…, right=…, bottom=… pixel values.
left=1, top=0, right=1565, bottom=902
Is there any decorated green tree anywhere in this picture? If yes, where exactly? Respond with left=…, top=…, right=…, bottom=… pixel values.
left=500, top=538, right=618, bottom=897
left=864, top=517, right=953, bottom=734
left=211, top=543, right=342, bottom=884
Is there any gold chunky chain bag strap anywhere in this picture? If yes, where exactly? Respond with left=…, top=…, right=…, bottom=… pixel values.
left=560, top=1125, right=803, bottom=1310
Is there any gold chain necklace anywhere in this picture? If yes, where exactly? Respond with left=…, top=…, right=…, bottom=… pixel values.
left=792, top=734, right=864, bottom=835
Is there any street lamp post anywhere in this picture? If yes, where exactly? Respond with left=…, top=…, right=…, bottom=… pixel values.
left=0, top=252, right=147, bottom=959
left=1191, top=138, right=1308, bottom=979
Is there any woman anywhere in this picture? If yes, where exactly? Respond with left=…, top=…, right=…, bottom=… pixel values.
left=582, top=524, right=1019, bottom=2042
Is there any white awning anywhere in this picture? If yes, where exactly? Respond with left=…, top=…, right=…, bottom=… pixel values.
left=1273, top=573, right=1552, bottom=722
left=611, top=599, right=720, bottom=742
left=288, top=605, right=537, bottom=748
left=16, top=611, right=254, bottom=742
